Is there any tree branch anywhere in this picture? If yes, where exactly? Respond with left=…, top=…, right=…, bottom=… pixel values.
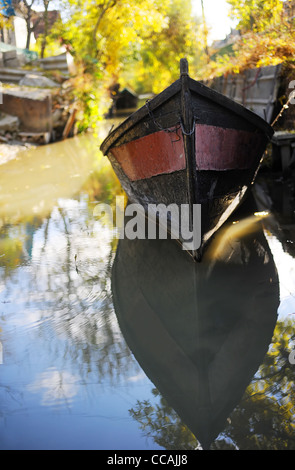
left=92, top=0, right=118, bottom=47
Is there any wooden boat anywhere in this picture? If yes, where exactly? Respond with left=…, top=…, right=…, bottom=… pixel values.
left=106, top=84, right=139, bottom=118
left=111, top=200, right=279, bottom=449
left=100, top=59, right=274, bottom=260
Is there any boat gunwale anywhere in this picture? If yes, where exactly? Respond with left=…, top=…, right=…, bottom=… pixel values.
left=100, top=76, right=274, bottom=155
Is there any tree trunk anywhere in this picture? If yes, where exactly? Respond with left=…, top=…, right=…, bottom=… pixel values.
left=200, top=0, right=209, bottom=61
left=26, top=18, right=31, bottom=50
left=41, top=2, right=49, bottom=58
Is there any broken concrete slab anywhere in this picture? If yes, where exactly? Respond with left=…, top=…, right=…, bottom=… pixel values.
left=19, top=73, right=59, bottom=88
left=3, top=50, right=19, bottom=68
left=3, top=50, right=17, bottom=60
left=0, top=67, right=27, bottom=83
left=0, top=113, right=19, bottom=133
left=38, top=52, right=75, bottom=75
left=1, top=88, right=52, bottom=134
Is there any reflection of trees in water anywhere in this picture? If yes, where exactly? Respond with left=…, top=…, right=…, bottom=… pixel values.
left=0, top=199, right=138, bottom=387
left=0, top=135, right=140, bottom=422
left=0, top=218, right=43, bottom=274
left=38, top=203, right=137, bottom=383
left=225, top=319, right=295, bottom=450
left=130, top=389, right=199, bottom=450
left=129, top=319, right=295, bottom=450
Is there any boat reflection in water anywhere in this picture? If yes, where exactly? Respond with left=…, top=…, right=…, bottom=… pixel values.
left=111, top=198, right=280, bottom=449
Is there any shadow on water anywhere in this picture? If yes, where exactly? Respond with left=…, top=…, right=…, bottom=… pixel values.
left=111, top=196, right=280, bottom=450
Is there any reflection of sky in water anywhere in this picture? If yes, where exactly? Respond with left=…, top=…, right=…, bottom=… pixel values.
left=27, top=368, right=80, bottom=407
left=0, top=200, right=159, bottom=449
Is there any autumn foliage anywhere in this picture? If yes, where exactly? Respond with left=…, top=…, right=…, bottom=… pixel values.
left=49, top=0, right=199, bottom=128
left=201, top=0, right=295, bottom=79
left=46, top=0, right=295, bottom=127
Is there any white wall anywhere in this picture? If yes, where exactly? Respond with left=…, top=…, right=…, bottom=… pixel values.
left=13, top=16, right=35, bottom=49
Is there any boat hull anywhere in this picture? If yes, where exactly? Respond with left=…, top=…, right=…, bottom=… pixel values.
left=101, top=61, right=273, bottom=259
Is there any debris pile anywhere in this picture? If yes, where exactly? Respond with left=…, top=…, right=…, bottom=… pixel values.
left=0, top=50, right=79, bottom=155
left=0, top=77, right=77, bottom=147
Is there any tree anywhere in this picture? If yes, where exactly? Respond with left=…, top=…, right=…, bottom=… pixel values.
left=51, top=0, right=201, bottom=127
left=0, top=13, right=13, bottom=37
left=40, top=0, right=50, bottom=58
left=12, top=0, right=54, bottom=50
left=201, top=0, right=295, bottom=79
left=58, top=0, right=170, bottom=74
left=57, top=0, right=200, bottom=88
left=12, top=0, right=38, bottom=49
left=200, top=0, right=209, bottom=62
left=227, top=0, right=284, bottom=33
left=121, top=0, right=201, bottom=93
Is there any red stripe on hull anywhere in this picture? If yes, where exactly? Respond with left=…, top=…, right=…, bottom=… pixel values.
left=110, top=128, right=186, bottom=181
left=111, top=124, right=265, bottom=181
left=195, top=124, right=264, bottom=170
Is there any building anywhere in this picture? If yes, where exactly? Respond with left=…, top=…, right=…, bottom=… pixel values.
left=0, top=0, right=34, bottom=50
left=1, top=2, right=60, bottom=51
left=31, top=9, right=60, bottom=40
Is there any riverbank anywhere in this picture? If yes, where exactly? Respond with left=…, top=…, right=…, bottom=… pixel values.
left=0, top=73, right=79, bottom=156
left=0, top=139, right=38, bottom=164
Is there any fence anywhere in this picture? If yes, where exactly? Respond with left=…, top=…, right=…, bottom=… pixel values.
left=207, top=64, right=282, bottom=124
left=37, top=52, right=74, bottom=76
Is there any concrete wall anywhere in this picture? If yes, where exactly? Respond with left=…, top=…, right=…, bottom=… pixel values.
left=1, top=88, right=52, bottom=133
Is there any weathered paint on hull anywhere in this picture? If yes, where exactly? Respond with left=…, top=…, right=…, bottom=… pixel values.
left=100, top=59, right=273, bottom=260
left=110, top=127, right=186, bottom=181
left=107, top=123, right=267, bottom=258
left=110, top=124, right=266, bottom=181
left=108, top=145, right=255, bottom=258
left=195, top=124, right=266, bottom=171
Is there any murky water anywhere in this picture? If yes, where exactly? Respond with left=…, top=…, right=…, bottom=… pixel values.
left=0, top=125, right=294, bottom=450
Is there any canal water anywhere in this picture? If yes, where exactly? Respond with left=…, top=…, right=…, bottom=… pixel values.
left=0, top=123, right=294, bottom=450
